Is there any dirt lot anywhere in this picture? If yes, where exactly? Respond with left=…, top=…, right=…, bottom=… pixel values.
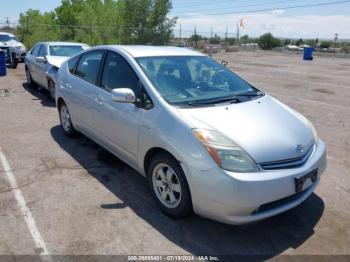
left=0, top=50, right=349, bottom=259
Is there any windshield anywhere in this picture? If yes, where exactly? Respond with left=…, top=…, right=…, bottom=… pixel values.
left=136, top=56, right=262, bottom=105
left=49, top=45, right=84, bottom=57
left=10, top=36, right=19, bottom=42
left=0, top=35, right=11, bottom=42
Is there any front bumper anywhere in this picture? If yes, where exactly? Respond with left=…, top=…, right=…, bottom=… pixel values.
left=16, top=51, right=26, bottom=59
left=182, top=140, right=326, bottom=225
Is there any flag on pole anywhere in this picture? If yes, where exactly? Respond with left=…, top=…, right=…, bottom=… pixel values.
left=240, top=19, right=245, bottom=29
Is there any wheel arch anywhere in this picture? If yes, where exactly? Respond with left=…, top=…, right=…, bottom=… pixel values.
left=143, top=147, right=181, bottom=177
left=57, top=97, right=65, bottom=109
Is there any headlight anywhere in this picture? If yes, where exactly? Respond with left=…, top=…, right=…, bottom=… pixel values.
left=193, top=129, right=258, bottom=172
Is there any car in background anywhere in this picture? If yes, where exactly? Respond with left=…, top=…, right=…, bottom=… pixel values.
left=55, top=45, right=326, bottom=225
left=25, top=42, right=89, bottom=99
left=0, top=32, right=26, bottom=68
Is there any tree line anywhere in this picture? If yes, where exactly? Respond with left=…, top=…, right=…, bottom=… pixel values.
left=16, top=0, right=176, bottom=49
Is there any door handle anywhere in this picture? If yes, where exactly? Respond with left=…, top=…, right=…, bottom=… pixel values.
left=94, top=96, right=103, bottom=105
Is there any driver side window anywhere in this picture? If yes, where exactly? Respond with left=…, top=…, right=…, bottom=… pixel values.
left=31, top=45, right=41, bottom=57
left=38, top=45, right=48, bottom=57
left=101, top=52, right=139, bottom=94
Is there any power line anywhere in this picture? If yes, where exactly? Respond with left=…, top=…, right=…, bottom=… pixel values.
left=177, top=0, right=350, bottom=16
left=174, top=0, right=240, bottom=9
left=174, top=0, right=297, bottom=14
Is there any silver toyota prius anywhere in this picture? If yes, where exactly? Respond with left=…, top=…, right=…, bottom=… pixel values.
left=55, top=45, right=326, bottom=225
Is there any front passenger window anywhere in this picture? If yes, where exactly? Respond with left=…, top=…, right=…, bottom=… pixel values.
left=75, top=51, right=104, bottom=85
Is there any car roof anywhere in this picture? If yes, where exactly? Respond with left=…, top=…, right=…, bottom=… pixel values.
left=0, top=32, right=15, bottom=37
left=38, top=41, right=89, bottom=46
left=95, top=45, right=206, bottom=58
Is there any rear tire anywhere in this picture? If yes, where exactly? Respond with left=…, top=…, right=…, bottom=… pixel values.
left=48, top=80, right=55, bottom=100
left=148, top=152, right=192, bottom=218
left=59, top=102, right=77, bottom=137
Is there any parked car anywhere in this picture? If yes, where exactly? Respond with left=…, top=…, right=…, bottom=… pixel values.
left=0, top=32, right=26, bottom=68
left=56, top=45, right=326, bottom=225
left=25, top=42, right=89, bottom=99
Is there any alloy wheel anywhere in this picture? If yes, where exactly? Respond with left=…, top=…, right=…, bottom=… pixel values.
left=152, top=163, right=182, bottom=209
left=60, top=105, right=71, bottom=132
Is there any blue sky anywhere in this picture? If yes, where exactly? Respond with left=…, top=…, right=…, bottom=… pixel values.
left=1, top=0, right=350, bottom=38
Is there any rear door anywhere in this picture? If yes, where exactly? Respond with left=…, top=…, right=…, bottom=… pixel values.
left=67, top=50, right=104, bottom=134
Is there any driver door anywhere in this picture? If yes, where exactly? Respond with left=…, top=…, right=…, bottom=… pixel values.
left=93, top=51, right=141, bottom=166
left=36, top=44, right=50, bottom=88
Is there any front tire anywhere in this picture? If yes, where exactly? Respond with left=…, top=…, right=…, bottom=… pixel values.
left=148, top=153, right=192, bottom=218
left=9, top=53, right=18, bottom=69
left=26, top=67, right=36, bottom=87
left=59, top=102, right=77, bottom=137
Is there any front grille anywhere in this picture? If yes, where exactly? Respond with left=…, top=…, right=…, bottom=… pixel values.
left=259, top=145, right=315, bottom=170
left=252, top=188, right=309, bottom=215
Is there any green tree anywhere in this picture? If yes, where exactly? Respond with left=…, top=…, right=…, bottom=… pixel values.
left=209, top=33, right=220, bottom=44
left=17, top=9, right=59, bottom=48
left=118, top=0, right=176, bottom=44
left=284, top=39, right=291, bottom=46
left=258, top=33, right=281, bottom=50
left=17, top=0, right=176, bottom=48
left=305, top=39, right=317, bottom=47
left=296, top=38, right=303, bottom=46
left=320, top=41, right=331, bottom=48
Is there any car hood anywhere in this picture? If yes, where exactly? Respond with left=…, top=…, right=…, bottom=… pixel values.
left=177, top=95, right=315, bottom=163
left=0, top=41, right=10, bottom=47
left=0, top=40, right=22, bottom=47
left=47, top=56, right=69, bottom=68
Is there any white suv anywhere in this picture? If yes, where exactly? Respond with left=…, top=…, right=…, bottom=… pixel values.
left=0, top=32, right=26, bottom=68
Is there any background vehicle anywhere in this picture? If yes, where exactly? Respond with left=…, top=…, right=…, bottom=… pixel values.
left=0, top=32, right=26, bottom=68
left=55, top=45, right=326, bottom=225
left=25, top=42, right=89, bottom=99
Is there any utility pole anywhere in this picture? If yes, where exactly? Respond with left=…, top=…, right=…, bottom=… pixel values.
left=60, top=24, right=63, bottom=41
left=26, top=16, right=29, bottom=32
left=334, top=33, right=339, bottom=51
left=194, top=26, right=198, bottom=49
left=225, top=26, right=228, bottom=42
left=5, top=17, right=10, bottom=32
left=236, top=21, right=240, bottom=47
left=89, top=20, right=92, bottom=46
left=179, top=24, right=182, bottom=46
left=210, top=26, right=213, bottom=40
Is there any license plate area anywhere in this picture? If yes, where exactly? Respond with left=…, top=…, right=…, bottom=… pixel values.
left=295, top=169, right=318, bottom=193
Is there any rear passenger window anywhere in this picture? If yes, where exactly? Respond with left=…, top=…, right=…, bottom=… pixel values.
left=68, top=55, right=80, bottom=73
left=101, top=52, right=139, bottom=93
left=75, top=51, right=104, bottom=85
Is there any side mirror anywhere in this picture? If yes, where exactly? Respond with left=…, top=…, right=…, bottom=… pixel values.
left=35, top=56, right=47, bottom=63
left=221, top=60, right=228, bottom=67
left=111, top=88, right=136, bottom=103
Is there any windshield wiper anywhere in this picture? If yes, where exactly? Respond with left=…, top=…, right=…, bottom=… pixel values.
left=187, top=92, right=264, bottom=106
left=188, top=96, right=241, bottom=106
left=236, top=91, right=264, bottom=97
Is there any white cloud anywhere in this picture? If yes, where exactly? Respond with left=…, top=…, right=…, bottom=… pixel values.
left=177, top=13, right=350, bottom=39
